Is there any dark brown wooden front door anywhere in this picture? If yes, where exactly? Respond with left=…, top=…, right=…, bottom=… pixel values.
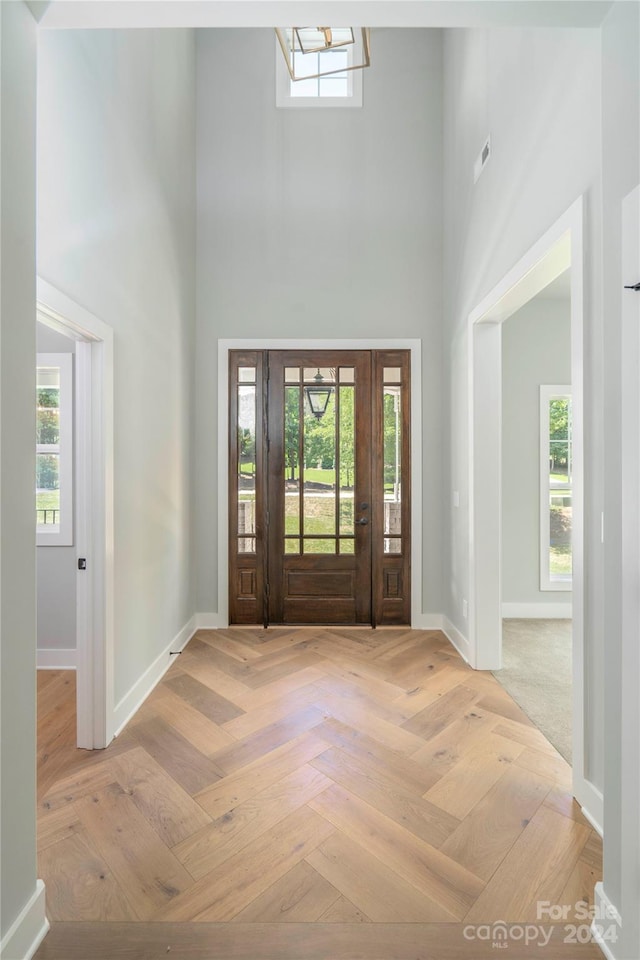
left=229, top=349, right=410, bottom=627
left=266, top=350, right=372, bottom=624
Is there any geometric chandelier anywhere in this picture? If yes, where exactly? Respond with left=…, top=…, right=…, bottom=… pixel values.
left=275, top=27, right=371, bottom=81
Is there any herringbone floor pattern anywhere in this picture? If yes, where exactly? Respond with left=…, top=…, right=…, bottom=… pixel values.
left=35, top=628, right=602, bottom=959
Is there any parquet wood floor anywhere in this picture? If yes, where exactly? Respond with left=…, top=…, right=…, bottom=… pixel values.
left=34, top=628, right=602, bottom=959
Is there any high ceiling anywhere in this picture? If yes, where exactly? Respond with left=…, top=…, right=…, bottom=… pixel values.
left=31, top=0, right=614, bottom=31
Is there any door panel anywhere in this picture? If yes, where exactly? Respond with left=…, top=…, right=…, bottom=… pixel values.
left=228, top=352, right=266, bottom=624
left=228, top=349, right=410, bottom=627
left=267, top=351, right=372, bottom=624
left=372, top=350, right=412, bottom=625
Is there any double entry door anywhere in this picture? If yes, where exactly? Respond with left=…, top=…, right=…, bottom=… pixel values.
left=229, top=349, right=410, bottom=626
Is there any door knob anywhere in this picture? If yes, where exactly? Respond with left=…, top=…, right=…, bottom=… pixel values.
left=356, top=517, right=369, bottom=525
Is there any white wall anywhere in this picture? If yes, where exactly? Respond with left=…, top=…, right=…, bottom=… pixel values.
left=600, top=3, right=640, bottom=955
left=0, top=3, right=44, bottom=955
left=195, top=28, right=444, bottom=618
left=442, top=26, right=604, bottom=792
left=502, top=295, right=571, bottom=609
left=37, top=29, right=197, bottom=704
left=0, top=7, right=636, bottom=960
left=36, top=323, right=76, bottom=659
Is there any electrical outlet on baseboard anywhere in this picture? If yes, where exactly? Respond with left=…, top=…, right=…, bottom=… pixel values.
left=462, top=599, right=468, bottom=618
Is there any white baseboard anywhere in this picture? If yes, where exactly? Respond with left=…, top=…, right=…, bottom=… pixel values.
left=411, top=613, right=445, bottom=630
left=0, top=880, right=49, bottom=960
left=502, top=602, right=572, bottom=619
left=579, top=787, right=604, bottom=838
left=37, top=648, right=76, bottom=670
left=112, top=616, right=197, bottom=737
left=193, top=612, right=227, bottom=629
left=441, top=616, right=471, bottom=664
left=198, top=613, right=446, bottom=631
left=591, top=883, right=622, bottom=960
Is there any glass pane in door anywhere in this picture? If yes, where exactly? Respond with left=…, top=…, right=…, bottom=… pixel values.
left=281, top=364, right=363, bottom=562
left=383, top=383, right=402, bottom=554
left=303, top=381, right=336, bottom=547
left=237, top=381, right=256, bottom=553
left=339, top=385, right=355, bottom=534
left=304, top=538, right=336, bottom=554
left=284, top=386, right=301, bottom=540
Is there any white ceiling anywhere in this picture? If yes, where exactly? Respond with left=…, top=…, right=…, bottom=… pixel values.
left=33, top=1, right=613, bottom=31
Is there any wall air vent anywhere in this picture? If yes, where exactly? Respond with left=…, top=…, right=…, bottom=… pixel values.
left=474, top=135, right=491, bottom=183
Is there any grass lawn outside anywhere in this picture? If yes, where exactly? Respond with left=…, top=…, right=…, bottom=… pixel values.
left=550, top=548, right=572, bottom=576
left=285, top=467, right=336, bottom=486
left=237, top=488, right=354, bottom=554
left=36, top=490, right=60, bottom=523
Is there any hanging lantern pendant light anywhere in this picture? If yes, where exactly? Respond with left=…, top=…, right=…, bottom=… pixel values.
left=305, top=369, right=333, bottom=420
left=293, top=26, right=353, bottom=54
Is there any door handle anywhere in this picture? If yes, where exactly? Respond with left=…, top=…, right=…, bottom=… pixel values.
left=356, top=517, right=369, bottom=525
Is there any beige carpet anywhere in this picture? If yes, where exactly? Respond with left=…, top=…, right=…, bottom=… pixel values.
left=493, top=619, right=572, bottom=763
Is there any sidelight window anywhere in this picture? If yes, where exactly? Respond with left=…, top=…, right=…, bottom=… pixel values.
left=237, top=367, right=257, bottom=554
left=383, top=368, right=403, bottom=555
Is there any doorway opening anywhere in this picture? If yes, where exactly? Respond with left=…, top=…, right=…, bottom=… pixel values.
left=497, top=269, right=573, bottom=763
left=36, top=279, right=114, bottom=750
left=467, top=197, right=599, bottom=825
left=229, top=349, right=411, bottom=627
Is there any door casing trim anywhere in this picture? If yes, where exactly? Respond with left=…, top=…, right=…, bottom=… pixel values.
left=218, top=339, right=422, bottom=627
left=36, top=278, right=115, bottom=749
left=466, top=195, right=594, bottom=820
